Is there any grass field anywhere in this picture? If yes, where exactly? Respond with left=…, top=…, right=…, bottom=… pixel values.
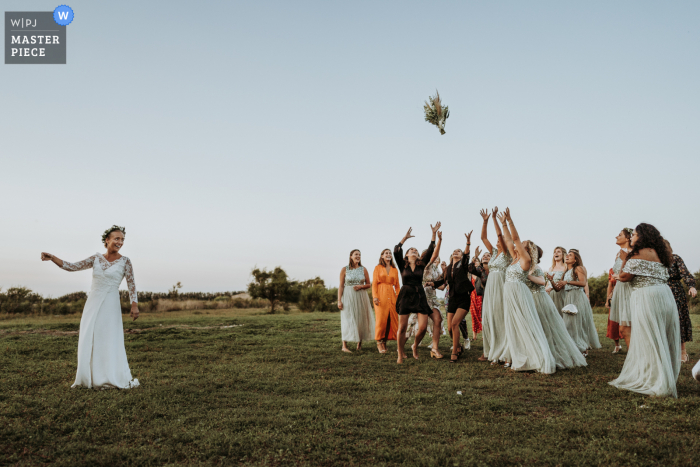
left=2, top=309, right=699, bottom=466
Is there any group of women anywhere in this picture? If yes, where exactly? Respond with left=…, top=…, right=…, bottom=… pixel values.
left=337, top=208, right=699, bottom=398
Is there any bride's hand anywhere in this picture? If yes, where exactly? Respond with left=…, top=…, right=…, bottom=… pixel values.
left=130, top=304, right=140, bottom=321
left=431, top=222, right=442, bottom=234
left=41, top=252, right=53, bottom=261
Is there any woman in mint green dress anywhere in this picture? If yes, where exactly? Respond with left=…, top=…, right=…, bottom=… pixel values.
left=609, top=223, right=680, bottom=397
left=498, top=209, right=555, bottom=374
left=478, top=207, right=511, bottom=364
left=546, top=247, right=568, bottom=316
left=559, top=250, right=601, bottom=356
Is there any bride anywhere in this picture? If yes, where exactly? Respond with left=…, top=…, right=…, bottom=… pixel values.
left=41, top=225, right=140, bottom=389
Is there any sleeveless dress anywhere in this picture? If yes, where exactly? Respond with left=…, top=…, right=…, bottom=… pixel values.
left=422, top=262, right=447, bottom=337
left=548, top=270, right=567, bottom=316
left=609, top=260, right=680, bottom=397
left=61, top=253, right=140, bottom=389
left=340, top=266, right=376, bottom=342
left=503, top=261, right=555, bottom=374
left=527, top=267, right=587, bottom=369
left=482, top=248, right=511, bottom=362
left=610, top=254, right=632, bottom=326
left=562, top=269, right=602, bottom=351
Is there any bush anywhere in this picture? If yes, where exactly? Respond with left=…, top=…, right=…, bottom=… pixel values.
left=587, top=272, right=609, bottom=307
left=299, top=286, right=338, bottom=312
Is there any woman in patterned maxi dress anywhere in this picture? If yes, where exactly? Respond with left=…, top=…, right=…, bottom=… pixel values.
left=338, top=250, right=375, bottom=352
left=665, top=241, right=697, bottom=363
left=41, top=226, right=140, bottom=389
left=545, top=247, right=568, bottom=316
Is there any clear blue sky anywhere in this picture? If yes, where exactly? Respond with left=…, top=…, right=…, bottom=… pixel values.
left=2, top=1, right=699, bottom=297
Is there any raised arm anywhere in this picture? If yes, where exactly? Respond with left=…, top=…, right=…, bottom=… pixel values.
left=497, top=212, right=516, bottom=259
left=41, top=253, right=95, bottom=271
left=428, top=230, right=442, bottom=265
left=394, top=227, right=414, bottom=271
left=480, top=209, right=494, bottom=253
left=421, top=222, right=441, bottom=264
left=504, top=208, right=530, bottom=272
left=492, top=207, right=506, bottom=254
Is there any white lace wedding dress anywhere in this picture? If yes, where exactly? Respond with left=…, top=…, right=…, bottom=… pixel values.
left=62, top=253, right=140, bottom=389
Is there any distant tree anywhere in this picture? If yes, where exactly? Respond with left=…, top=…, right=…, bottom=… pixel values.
left=298, top=277, right=337, bottom=312
left=247, top=267, right=300, bottom=314
left=587, top=272, right=609, bottom=307
left=168, top=282, right=183, bottom=299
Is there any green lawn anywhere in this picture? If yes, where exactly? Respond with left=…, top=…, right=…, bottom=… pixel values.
left=1, top=310, right=699, bottom=466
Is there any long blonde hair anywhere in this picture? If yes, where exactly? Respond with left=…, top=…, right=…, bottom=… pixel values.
left=550, top=246, right=567, bottom=271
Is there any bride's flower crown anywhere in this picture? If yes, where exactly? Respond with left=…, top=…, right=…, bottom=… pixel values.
left=102, top=225, right=126, bottom=245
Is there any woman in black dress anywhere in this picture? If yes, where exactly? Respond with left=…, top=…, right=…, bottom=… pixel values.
left=432, top=231, right=486, bottom=362
left=394, top=223, right=442, bottom=364
left=665, top=240, right=697, bottom=363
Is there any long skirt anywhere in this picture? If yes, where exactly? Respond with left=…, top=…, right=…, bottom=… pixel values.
left=532, top=291, right=587, bottom=369
left=549, top=289, right=567, bottom=317
left=470, top=278, right=483, bottom=336
left=503, top=282, right=556, bottom=374
left=341, top=286, right=375, bottom=342
left=74, top=288, right=139, bottom=389
left=610, top=281, right=632, bottom=327
left=482, top=271, right=510, bottom=362
left=374, top=284, right=398, bottom=341
left=609, top=285, right=681, bottom=397
left=606, top=314, right=620, bottom=341
left=563, top=289, right=601, bottom=351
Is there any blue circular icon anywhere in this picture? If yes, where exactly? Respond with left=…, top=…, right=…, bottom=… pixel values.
left=53, top=5, right=74, bottom=26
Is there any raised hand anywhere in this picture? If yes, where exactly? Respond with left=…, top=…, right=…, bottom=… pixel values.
left=465, top=230, right=473, bottom=244
left=504, top=207, right=512, bottom=221
left=41, top=252, right=53, bottom=261
left=480, top=209, right=491, bottom=222
left=475, top=246, right=481, bottom=258
left=402, top=227, right=415, bottom=243
left=492, top=206, right=499, bottom=216
left=431, top=222, right=442, bottom=234
left=437, top=231, right=442, bottom=241
left=497, top=212, right=506, bottom=224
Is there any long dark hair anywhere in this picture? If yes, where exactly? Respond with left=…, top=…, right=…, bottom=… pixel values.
left=348, top=249, right=362, bottom=268
left=627, top=223, right=672, bottom=268
left=378, top=249, right=396, bottom=268
left=567, top=249, right=583, bottom=281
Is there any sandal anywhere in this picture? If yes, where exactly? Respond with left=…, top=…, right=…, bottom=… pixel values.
left=449, top=353, right=459, bottom=363
left=430, top=349, right=444, bottom=359
left=612, top=345, right=621, bottom=354
left=681, top=352, right=689, bottom=363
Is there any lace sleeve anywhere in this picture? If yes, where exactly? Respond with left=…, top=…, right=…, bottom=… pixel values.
left=124, top=257, right=138, bottom=303
left=61, top=255, right=96, bottom=272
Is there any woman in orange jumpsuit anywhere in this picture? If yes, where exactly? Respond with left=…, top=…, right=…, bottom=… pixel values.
left=372, top=249, right=401, bottom=353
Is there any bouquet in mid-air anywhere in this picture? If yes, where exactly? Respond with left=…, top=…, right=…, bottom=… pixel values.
left=423, top=90, right=449, bottom=135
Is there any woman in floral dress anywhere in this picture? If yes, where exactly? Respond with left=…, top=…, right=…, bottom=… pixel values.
left=665, top=240, right=697, bottom=363
left=338, top=250, right=375, bottom=353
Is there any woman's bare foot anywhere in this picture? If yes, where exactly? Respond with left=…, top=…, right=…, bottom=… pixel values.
left=397, top=351, right=404, bottom=364
left=357, top=341, right=362, bottom=351
left=342, top=347, right=352, bottom=353
left=412, top=343, right=419, bottom=360
left=477, top=355, right=488, bottom=362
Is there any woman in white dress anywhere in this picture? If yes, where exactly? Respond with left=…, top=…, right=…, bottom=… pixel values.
left=558, top=250, right=602, bottom=356
left=337, top=250, right=375, bottom=353
left=41, top=225, right=140, bottom=389
left=498, top=209, right=555, bottom=374
left=609, top=223, right=680, bottom=397
left=479, top=207, right=511, bottom=364
left=526, top=248, right=588, bottom=370
left=545, top=247, right=568, bottom=316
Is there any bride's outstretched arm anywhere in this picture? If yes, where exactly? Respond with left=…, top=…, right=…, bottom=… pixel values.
left=41, top=252, right=95, bottom=271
